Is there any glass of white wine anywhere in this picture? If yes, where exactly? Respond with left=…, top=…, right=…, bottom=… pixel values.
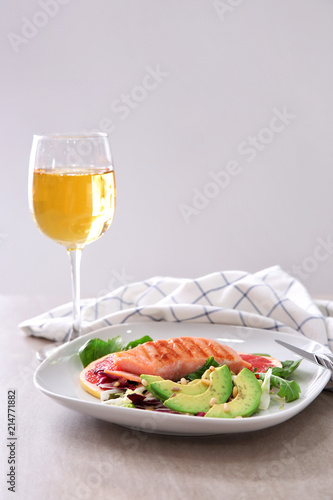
left=29, top=132, right=116, bottom=360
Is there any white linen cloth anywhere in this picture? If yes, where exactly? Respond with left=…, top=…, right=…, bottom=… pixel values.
left=19, top=265, right=333, bottom=354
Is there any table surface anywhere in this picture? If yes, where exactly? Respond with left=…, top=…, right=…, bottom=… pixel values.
left=1, top=294, right=333, bottom=500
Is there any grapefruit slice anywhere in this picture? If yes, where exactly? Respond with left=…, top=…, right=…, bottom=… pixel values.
left=237, top=353, right=282, bottom=373
left=80, top=354, right=116, bottom=398
left=80, top=354, right=142, bottom=399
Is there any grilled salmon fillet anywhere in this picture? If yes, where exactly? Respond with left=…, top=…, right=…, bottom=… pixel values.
left=104, top=337, right=251, bottom=381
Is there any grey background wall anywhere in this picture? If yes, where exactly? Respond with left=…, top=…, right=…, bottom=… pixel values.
left=1, top=0, right=333, bottom=303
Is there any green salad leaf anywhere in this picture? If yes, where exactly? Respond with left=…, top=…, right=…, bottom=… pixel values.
left=271, top=377, right=301, bottom=402
left=124, top=335, right=153, bottom=351
left=79, top=334, right=153, bottom=368
left=270, top=359, right=302, bottom=379
left=258, top=359, right=302, bottom=402
left=185, top=356, right=221, bottom=381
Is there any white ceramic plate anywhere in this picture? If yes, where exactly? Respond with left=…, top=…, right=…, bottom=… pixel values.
left=34, top=322, right=331, bottom=435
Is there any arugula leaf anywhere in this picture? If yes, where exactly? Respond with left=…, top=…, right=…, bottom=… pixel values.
left=79, top=335, right=153, bottom=368
left=258, top=372, right=301, bottom=402
left=185, top=357, right=220, bottom=381
left=274, top=378, right=301, bottom=402
left=257, top=359, right=302, bottom=403
left=270, top=359, right=302, bottom=379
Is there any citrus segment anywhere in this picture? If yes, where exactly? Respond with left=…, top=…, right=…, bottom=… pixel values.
left=238, top=353, right=282, bottom=373
left=80, top=354, right=116, bottom=398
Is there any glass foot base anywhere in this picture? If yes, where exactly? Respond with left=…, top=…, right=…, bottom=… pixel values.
left=36, top=341, right=63, bottom=362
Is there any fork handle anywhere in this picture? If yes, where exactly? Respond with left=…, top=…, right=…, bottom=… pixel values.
left=315, top=354, right=333, bottom=372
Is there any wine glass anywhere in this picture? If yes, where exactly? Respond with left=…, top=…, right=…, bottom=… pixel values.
left=29, top=132, right=116, bottom=360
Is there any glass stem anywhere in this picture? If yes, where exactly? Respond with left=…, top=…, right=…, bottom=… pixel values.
left=67, top=248, right=82, bottom=342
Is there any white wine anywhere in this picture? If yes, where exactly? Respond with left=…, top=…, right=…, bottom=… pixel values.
left=32, top=167, right=116, bottom=249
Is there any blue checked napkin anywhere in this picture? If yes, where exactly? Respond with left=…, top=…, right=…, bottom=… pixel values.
left=19, top=265, right=333, bottom=354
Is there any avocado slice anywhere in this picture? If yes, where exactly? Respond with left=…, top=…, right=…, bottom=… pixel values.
left=204, top=368, right=261, bottom=418
left=140, top=374, right=164, bottom=386
left=163, top=365, right=233, bottom=414
left=146, top=369, right=211, bottom=401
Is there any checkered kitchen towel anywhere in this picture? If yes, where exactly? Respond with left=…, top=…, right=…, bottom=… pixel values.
left=19, top=265, right=333, bottom=353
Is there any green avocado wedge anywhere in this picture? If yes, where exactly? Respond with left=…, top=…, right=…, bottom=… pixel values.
left=163, top=365, right=233, bottom=414
left=204, top=368, right=261, bottom=418
left=140, top=374, right=164, bottom=386
left=145, top=369, right=212, bottom=401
